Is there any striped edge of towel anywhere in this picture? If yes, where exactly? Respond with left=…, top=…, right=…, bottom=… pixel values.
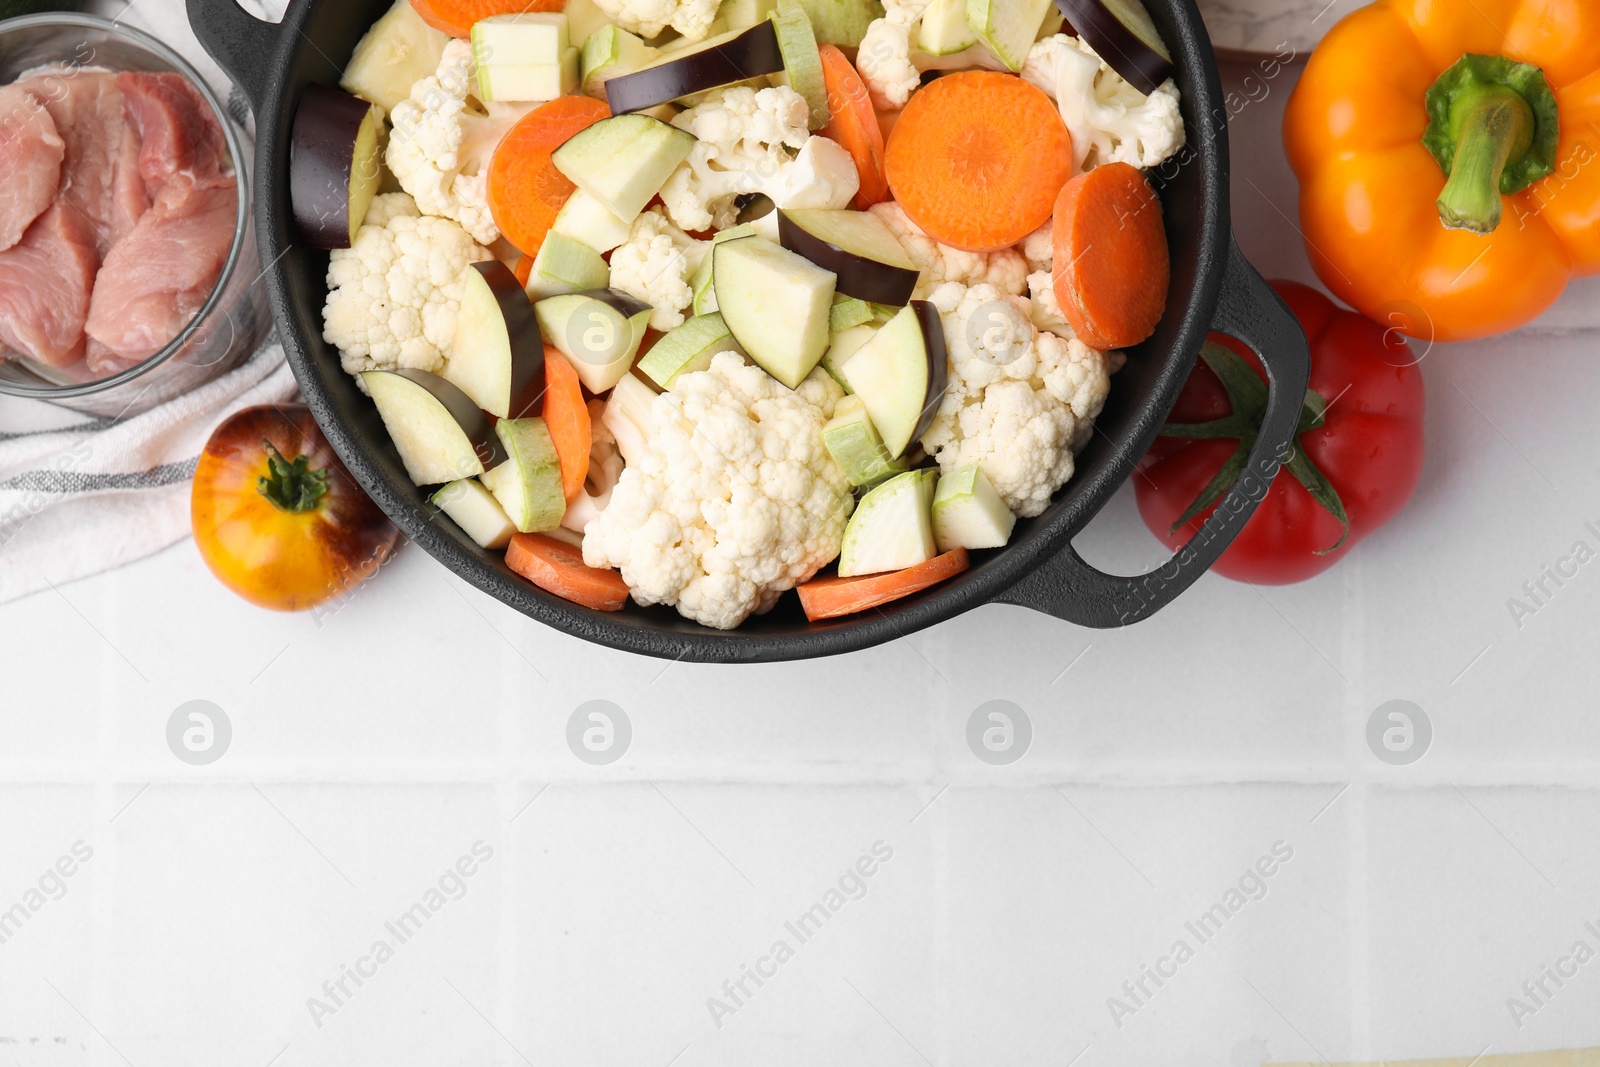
left=0, top=334, right=298, bottom=606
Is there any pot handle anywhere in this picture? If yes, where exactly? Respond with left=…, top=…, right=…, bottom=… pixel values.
left=186, top=0, right=278, bottom=115
left=995, top=237, right=1310, bottom=627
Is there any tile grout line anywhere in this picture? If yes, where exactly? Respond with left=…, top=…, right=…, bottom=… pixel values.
left=1348, top=780, right=1373, bottom=1060
left=930, top=765, right=953, bottom=1066
left=1345, top=516, right=1372, bottom=1058
left=497, top=606, right=524, bottom=1047
left=91, top=582, right=119, bottom=1067
left=14, top=770, right=1600, bottom=787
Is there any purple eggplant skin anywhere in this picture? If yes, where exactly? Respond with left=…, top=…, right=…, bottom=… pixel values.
left=909, top=300, right=949, bottom=446
left=604, top=21, right=785, bottom=115
left=735, top=193, right=775, bottom=225
left=390, top=369, right=511, bottom=472
left=290, top=84, right=383, bottom=250
left=570, top=289, right=653, bottom=321
left=474, top=261, right=549, bottom=421
left=1054, top=0, right=1173, bottom=95
left=777, top=210, right=920, bottom=306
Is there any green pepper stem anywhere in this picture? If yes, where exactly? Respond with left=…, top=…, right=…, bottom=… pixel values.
left=1422, top=53, right=1560, bottom=235
left=1436, top=88, right=1534, bottom=234
left=257, top=440, right=329, bottom=514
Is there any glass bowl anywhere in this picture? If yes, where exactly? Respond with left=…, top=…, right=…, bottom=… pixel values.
left=0, top=13, right=271, bottom=419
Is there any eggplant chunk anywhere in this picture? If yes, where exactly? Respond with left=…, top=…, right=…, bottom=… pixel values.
left=291, top=84, right=386, bottom=250
left=603, top=22, right=784, bottom=115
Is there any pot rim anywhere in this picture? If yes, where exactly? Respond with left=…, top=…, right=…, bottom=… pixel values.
left=221, top=0, right=1236, bottom=662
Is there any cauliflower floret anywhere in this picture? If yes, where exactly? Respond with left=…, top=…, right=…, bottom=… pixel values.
left=563, top=400, right=624, bottom=535
left=766, top=137, right=862, bottom=215
left=1026, top=269, right=1074, bottom=338
left=1020, top=223, right=1053, bottom=273
left=883, top=0, right=931, bottom=21
left=607, top=207, right=710, bottom=332
left=659, top=86, right=858, bottom=233
left=594, top=0, right=720, bottom=41
left=323, top=193, right=492, bottom=388
left=1025, top=270, right=1128, bottom=372
left=856, top=18, right=920, bottom=110
left=920, top=282, right=1111, bottom=517
left=1022, top=34, right=1185, bottom=173
left=361, top=192, right=418, bottom=228
left=387, top=39, right=535, bottom=245
left=870, top=202, right=1029, bottom=298
left=856, top=5, right=1011, bottom=112
left=583, top=353, right=852, bottom=629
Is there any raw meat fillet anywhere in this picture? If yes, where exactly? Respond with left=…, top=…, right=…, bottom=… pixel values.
left=84, top=338, right=136, bottom=378
left=0, top=201, right=99, bottom=366
left=15, top=69, right=148, bottom=258
left=0, top=84, right=65, bottom=252
left=116, top=71, right=229, bottom=196
left=84, top=179, right=239, bottom=374
left=84, top=71, right=238, bottom=373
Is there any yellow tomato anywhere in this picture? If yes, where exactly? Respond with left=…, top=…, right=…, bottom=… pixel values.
left=192, top=405, right=399, bottom=611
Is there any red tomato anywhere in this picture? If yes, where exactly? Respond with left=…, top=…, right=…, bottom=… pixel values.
left=1135, top=281, right=1426, bottom=585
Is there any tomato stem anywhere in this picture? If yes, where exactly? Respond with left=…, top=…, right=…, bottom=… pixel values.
left=257, top=441, right=329, bottom=514
left=1159, top=342, right=1350, bottom=552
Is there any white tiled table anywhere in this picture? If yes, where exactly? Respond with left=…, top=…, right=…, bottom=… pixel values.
left=2, top=29, right=1599, bottom=1067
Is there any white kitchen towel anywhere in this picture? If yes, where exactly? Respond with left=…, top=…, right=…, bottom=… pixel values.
left=0, top=340, right=298, bottom=603
left=0, top=0, right=297, bottom=604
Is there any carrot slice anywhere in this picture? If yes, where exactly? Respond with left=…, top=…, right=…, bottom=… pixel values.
left=819, top=44, right=888, bottom=209
left=506, top=533, right=631, bottom=611
left=541, top=346, right=591, bottom=502
left=884, top=72, right=1071, bottom=252
left=1051, top=161, right=1170, bottom=351
left=514, top=254, right=534, bottom=288
left=409, top=0, right=562, bottom=37
left=797, top=549, right=970, bottom=621
left=488, top=96, right=611, bottom=257
left=876, top=108, right=900, bottom=144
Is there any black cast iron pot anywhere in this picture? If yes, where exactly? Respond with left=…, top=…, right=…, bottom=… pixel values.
left=187, top=0, right=1310, bottom=663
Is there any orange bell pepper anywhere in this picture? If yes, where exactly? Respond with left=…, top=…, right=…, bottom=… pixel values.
left=1284, top=0, right=1600, bottom=343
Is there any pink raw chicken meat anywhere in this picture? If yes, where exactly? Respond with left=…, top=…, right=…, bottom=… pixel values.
left=84, top=72, right=238, bottom=375
left=15, top=70, right=148, bottom=257
left=117, top=71, right=229, bottom=195
left=0, top=83, right=65, bottom=252
left=85, top=179, right=237, bottom=374
left=0, top=201, right=99, bottom=366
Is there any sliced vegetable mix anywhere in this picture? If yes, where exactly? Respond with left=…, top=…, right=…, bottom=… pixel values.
left=884, top=71, right=1073, bottom=251
left=540, top=346, right=594, bottom=501
left=289, top=85, right=386, bottom=250
left=482, top=417, right=567, bottom=532
left=817, top=44, right=889, bottom=209
left=411, top=0, right=563, bottom=37
left=798, top=548, right=970, bottom=621
left=448, top=260, right=547, bottom=418
left=506, top=532, right=632, bottom=611
left=192, top=407, right=400, bottom=612
left=778, top=207, right=919, bottom=305
left=1051, top=161, right=1169, bottom=351
left=487, top=95, right=611, bottom=257
left=1136, top=281, right=1426, bottom=586
left=472, top=14, right=580, bottom=103
left=300, top=0, right=1194, bottom=627
left=1055, top=0, right=1173, bottom=94
left=1284, top=0, right=1600, bottom=342
left=342, top=0, right=452, bottom=113
left=602, top=22, right=786, bottom=114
